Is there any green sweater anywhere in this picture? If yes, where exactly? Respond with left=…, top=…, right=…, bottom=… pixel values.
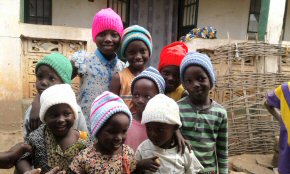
left=178, top=97, right=228, bottom=174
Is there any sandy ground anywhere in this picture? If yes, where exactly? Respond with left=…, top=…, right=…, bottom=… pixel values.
left=0, top=130, right=24, bottom=174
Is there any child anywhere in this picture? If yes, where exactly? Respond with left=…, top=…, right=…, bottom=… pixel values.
left=124, top=66, right=165, bottom=151
left=264, top=83, right=290, bottom=174
left=158, top=41, right=188, bottom=101
left=16, top=84, right=88, bottom=173
left=178, top=52, right=228, bottom=174
left=0, top=143, right=32, bottom=169
left=69, top=91, right=136, bottom=173
left=110, top=25, right=152, bottom=113
left=70, top=8, right=125, bottom=132
left=24, top=52, right=88, bottom=136
left=136, top=94, right=204, bottom=174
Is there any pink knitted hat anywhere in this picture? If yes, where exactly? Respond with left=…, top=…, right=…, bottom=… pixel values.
left=92, top=8, right=124, bottom=43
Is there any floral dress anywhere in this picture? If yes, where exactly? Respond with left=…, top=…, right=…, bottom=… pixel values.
left=70, top=49, right=125, bottom=133
left=69, top=144, right=136, bottom=174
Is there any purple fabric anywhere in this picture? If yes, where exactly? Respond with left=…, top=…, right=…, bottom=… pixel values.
left=266, top=91, right=280, bottom=109
left=278, top=122, right=290, bottom=174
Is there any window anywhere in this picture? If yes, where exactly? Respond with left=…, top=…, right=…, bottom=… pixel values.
left=282, top=0, right=288, bottom=40
left=24, top=0, right=52, bottom=25
left=107, top=0, right=130, bottom=28
left=247, top=0, right=261, bottom=34
left=178, top=0, right=199, bottom=38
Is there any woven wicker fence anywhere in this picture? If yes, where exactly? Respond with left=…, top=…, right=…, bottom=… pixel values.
left=199, top=41, right=290, bottom=156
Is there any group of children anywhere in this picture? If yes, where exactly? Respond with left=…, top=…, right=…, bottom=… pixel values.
left=0, top=7, right=230, bottom=174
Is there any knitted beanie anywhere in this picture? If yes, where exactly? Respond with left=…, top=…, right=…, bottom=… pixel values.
left=90, top=91, right=132, bottom=137
left=180, top=51, right=215, bottom=89
left=158, top=41, right=188, bottom=71
left=36, top=52, right=72, bottom=84
left=39, top=84, right=78, bottom=122
left=121, top=25, right=152, bottom=58
left=92, top=8, right=124, bottom=43
left=142, top=94, right=182, bottom=127
left=131, top=66, right=165, bottom=94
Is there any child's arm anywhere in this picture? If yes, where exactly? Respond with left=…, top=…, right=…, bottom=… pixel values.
left=16, top=159, right=33, bottom=173
left=135, top=157, right=160, bottom=173
left=175, top=129, right=191, bottom=154
left=109, top=72, right=121, bottom=96
left=0, top=142, right=32, bottom=169
left=24, top=167, right=65, bottom=174
left=216, top=114, right=228, bottom=174
left=29, top=93, right=42, bottom=131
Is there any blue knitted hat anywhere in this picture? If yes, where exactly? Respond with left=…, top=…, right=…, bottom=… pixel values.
left=90, top=91, right=132, bottom=137
left=121, top=25, right=152, bottom=58
left=131, top=66, right=165, bottom=94
left=180, top=51, right=215, bottom=89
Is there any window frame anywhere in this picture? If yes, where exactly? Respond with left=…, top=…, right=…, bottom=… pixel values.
left=24, top=0, right=52, bottom=25
left=247, top=0, right=261, bottom=34
left=107, top=0, right=130, bottom=28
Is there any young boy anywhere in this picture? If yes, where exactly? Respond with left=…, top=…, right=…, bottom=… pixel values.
left=178, top=52, right=228, bottom=174
left=136, top=94, right=204, bottom=174
left=158, top=41, right=188, bottom=101
left=264, top=83, right=290, bottom=174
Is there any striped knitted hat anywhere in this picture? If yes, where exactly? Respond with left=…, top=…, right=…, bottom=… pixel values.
left=90, top=91, right=132, bottom=136
left=131, top=66, right=165, bottom=94
left=36, top=52, right=72, bottom=84
left=180, top=51, right=215, bottom=89
left=121, top=25, right=152, bottom=58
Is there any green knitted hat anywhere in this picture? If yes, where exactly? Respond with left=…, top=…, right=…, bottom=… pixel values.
left=36, top=52, right=72, bottom=84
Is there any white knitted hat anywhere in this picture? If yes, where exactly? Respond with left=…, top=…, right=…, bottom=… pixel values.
left=39, top=84, right=78, bottom=122
left=141, top=94, right=182, bottom=127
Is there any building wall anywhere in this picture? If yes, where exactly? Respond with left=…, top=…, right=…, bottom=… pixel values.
left=198, top=0, right=251, bottom=40
left=52, top=0, right=107, bottom=28
left=284, top=1, right=290, bottom=41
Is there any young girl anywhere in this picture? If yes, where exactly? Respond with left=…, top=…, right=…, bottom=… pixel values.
left=70, top=8, right=125, bottom=132
left=110, top=25, right=152, bottom=113
left=16, top=84, right=88, bottom=173
left=178, top=52, right=228, bottom=174
left=158, top=41, right=188, bottom=101
left=123, top=66, right=165, bottom=151
left=136, top=94, right=204, bottom=173
left=24, top=52, right=88, bottom=137
left=69, top=91, right=136, bottom=173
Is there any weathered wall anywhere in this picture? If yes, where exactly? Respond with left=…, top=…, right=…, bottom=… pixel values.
left=52, top=0, right=107, bottom=28
left=198, top=0, right=251, bottom=40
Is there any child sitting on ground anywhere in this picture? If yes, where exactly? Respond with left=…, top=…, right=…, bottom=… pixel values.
left=70, top=8, right=125, bottom=132
left=178, top=52, right=228, bottom=174
left=69, top=91, right=136, bottom=173
left=110, top=25, right=152, bottom=113
left=124, top=66, right=165, bottom=151
left=135, top=94, right=204, bottom=174
left=158, top=41, right=188, bottom=101
left=16, top=84, right=88, bottom=173
left=24, top=53, right=87, bottom=137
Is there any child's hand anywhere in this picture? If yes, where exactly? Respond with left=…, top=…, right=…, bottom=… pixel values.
left=30, top=94, right=42, bottom=130
left=24, top=167, right=66, bottom=174
left=175, top=129, right=192, bottom=154
left=137, top=156, right=160, bottom=172
left=8, top=142, right=32, bottom=161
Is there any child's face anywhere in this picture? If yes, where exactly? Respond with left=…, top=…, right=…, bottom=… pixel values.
left=96, top=113, right=130, bottom=155
left=160, top=65, right=180, bottom=93
left=36, top=65, right=63, bottom=94
left=132, top=79, right=159, bottom=115
left=145, top=122, right=177, bottom=148
left=182, top=65, right=211, bottom=101
left=44, top=104, right=75, bottom=138
left=125, top=40, right=149, bottom=70
left=96, top=30, right=121, bottom=59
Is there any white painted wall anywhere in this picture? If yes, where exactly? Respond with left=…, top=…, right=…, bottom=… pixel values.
left=283, top=1, right=290, bottom=41
left=198, top=0, right=251, bottom=40
left=52, top=0, right=107, bottom=28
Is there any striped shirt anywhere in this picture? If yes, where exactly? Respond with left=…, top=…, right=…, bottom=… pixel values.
left=178, top=96, right=228, bottom=174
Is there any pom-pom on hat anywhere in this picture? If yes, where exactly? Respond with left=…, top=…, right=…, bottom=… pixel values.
left=158, top=41, right=188, bottom=71
left=180, top=51, right=215, bottom=89
left=39, top=84, right=78, bottom=122
left=121, top=25, right=152, bottom=58
left=92, top=8, right=124, bottom=43
left=90, top=91, right=132, bottom=137
left=142, top=94, right=182, bottom=127
left=36, top=52, right=72, bottom=84
left=131, top=66, right=165, bottom=94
